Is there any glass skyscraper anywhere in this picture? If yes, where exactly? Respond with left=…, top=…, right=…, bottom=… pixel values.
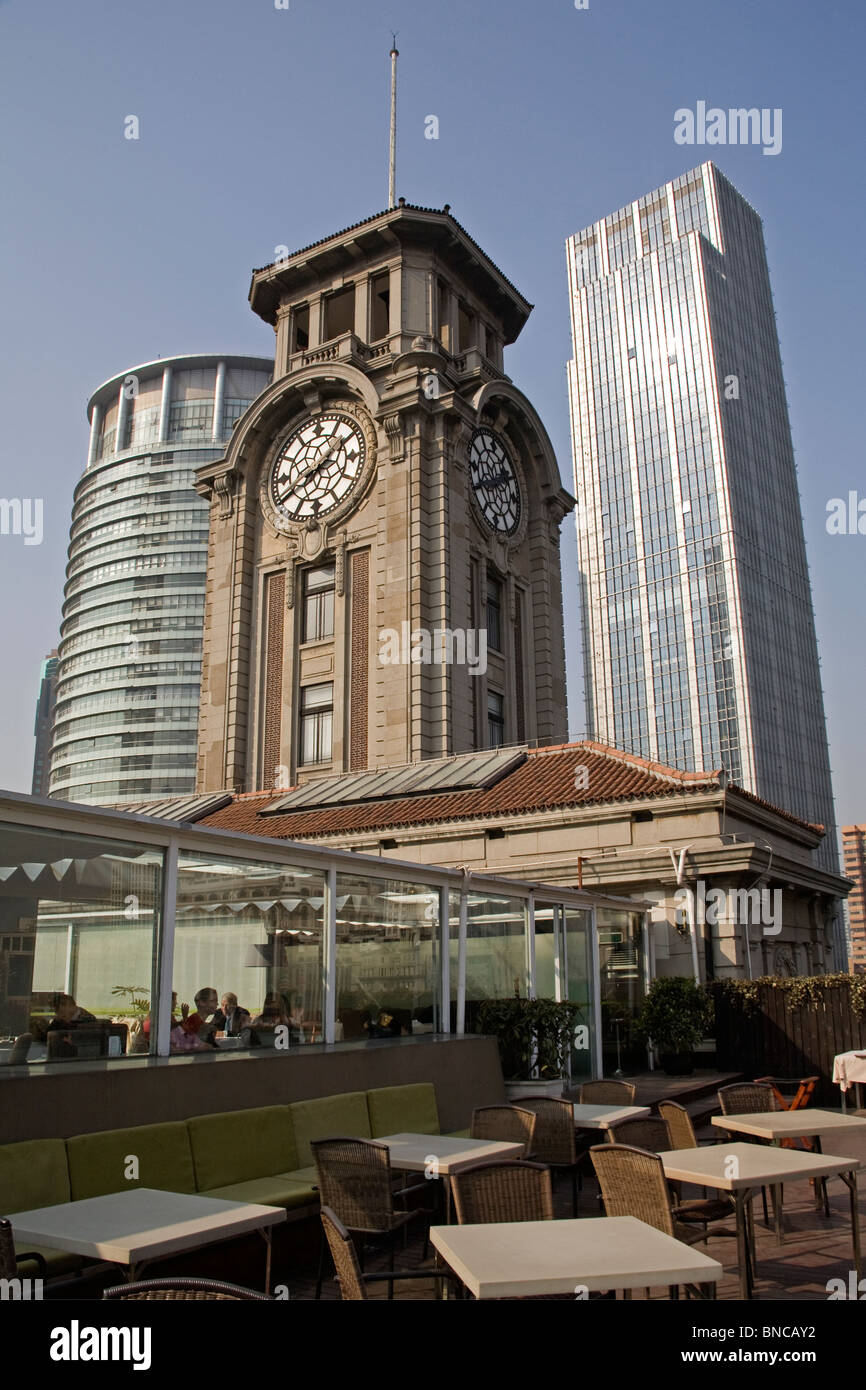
left=49, top=353, right=272, bottom=805
left=566, top=162, right=838, bottom=872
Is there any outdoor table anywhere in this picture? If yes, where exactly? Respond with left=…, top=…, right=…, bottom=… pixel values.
left=376, top=1132, right=525, bottom=1223
left=658, top=1142, right=861, bottom=1300
left=430, top=1215, right=722, bottom=1299
left=572, top=1102, right=650, bottom=1132
left=9, top=1187, right=286, bottom=1290
left=712, top=1108, right=866, bottom=1222
left=832, top=1050, right=866, bottom=1110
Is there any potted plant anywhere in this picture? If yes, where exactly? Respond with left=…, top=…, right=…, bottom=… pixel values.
left=477, top=997, right=587, bottom=1098
left=636, top=975, right=711, bottom=1075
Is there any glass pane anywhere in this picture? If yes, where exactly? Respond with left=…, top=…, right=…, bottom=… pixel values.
left=301, top=682, right=333, bottom=711
left=0, top=822, right=163, bottom=1066
left=564, top=908, right=594, bottom=1083
left=598, top=909, right=646, bottom=1072
left=335, top=873, right=439, bottom=1042
left=460, top=891, right=528, bottom=1034
left=174, top=849, right=325, bottom=1052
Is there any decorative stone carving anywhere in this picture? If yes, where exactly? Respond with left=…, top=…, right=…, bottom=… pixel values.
left=383, top=413, right=405, bottom=463
left=213, top=471, right=236, bottom=520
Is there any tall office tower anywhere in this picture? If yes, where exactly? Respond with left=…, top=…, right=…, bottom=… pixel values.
left=49, top=354, right=272, bottom=806
left=842, top=826, right=866, bottom=972
left=566, top=162, right=838, bottom=875
left=31, top=650, right=59, bottom=795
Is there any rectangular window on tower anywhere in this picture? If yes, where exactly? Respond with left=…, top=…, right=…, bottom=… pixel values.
left=488, top=691, right=505, bottom=748
left=299, top=683, right=333, bottom=765
left=457, top=301, right=474, bottom=353
left=370, top=272, right=390, bottom=342
left=437, top=281, right=452, bottom=352
left=302, top=565, right=335, bottom=643
left=323, top=285, right=355, bottom=341
left=486, top=572, right=503, bottom=652
left=292, top=306, right=310, bottom=353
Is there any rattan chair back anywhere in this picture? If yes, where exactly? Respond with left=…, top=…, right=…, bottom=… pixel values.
left=320, top=1206, right=367, bottom=1301
left=718, top=1082, right=781, bottom=1114
left=513, top=1096, right=576, bottom=1164
left=470, top=1105, right=536, bottom=1149
left=311, top=1137, right=396, bottom=1233
left=590, top=1143, right=676, bottom=1236
left=579, top=1079, right=637, bottom=1105
left=103, top=1278, right=271, bottom=1300
left=450, top=1159, right=554, bottom=1224
left=607, top=1116, right=669, bottom=1152
left=658, top=1100, right=698, bottom=1149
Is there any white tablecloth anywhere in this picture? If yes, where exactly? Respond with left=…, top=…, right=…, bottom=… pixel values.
left=832, top=1050, right=866, bottom=1092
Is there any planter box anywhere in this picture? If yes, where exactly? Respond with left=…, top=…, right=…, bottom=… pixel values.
left=504, top=1078, right=565, bottom=1101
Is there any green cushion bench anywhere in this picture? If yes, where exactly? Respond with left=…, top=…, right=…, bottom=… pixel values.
left=367, top=1082, right=440, bottom=1137
left=0, top=1137, right=82, bottom=1276
left=66, top=1121, right=197, bottom=1201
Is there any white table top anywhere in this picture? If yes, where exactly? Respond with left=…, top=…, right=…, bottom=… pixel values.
left=833, top=1051, right=866, bottom=1090
left=659, top=1142, right=860, bottom=1190
left=572, top=1103, right=650, bottom=1128
left=9, top=1188, right=286, bottom=1264
left=376, top=1133, right=524, bottom=1172
left=712, top=1109, right=866, bottom=1141
left=431, top=1216, right=722, bottom=1298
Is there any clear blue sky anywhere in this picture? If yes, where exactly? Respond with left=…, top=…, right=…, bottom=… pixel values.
left=1, top=0, right=863, bottom=824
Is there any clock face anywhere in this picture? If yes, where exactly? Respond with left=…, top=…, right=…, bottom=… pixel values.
left=469, top=429, right=521, bottom=535
left=269, top=413, right=365, bottom=521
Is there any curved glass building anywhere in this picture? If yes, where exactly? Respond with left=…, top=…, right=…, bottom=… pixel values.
left=49, top=353, right=273, bottom=805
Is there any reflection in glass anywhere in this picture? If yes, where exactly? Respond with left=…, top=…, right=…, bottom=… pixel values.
left=335, top=873, right=439, bottom=1042
left=175, top=850, right=325, bottom=1051
left=0, top=822, right=163, bottom=1066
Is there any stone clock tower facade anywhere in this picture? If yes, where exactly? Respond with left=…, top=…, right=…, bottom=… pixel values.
left=195, top=202, right=574, bottom=793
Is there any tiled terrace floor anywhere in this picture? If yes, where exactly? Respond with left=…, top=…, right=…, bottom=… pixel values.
left=287, top=1128, right=866, bottom=1302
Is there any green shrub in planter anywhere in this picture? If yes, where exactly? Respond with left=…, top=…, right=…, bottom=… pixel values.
left=477, top=998, right=586, bottom=1081
left=637, top=976, right=711, bottom=1067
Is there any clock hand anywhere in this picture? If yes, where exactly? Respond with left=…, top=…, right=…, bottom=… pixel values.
left=291, top=439, right=342, bottom=488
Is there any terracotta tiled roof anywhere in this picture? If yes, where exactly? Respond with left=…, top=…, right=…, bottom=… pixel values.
left=194, top=741, right=821, bottom=841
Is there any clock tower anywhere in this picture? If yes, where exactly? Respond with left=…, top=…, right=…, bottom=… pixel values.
left=195, top=201, right=574, bottom=793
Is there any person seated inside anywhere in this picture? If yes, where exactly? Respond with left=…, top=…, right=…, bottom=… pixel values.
left=46, top=993, right=99, bottom=1058
left=211, top=992, right=251, bottom=1038
left=246, top=991, right=293, bottom=1047
left=49, top=993, right=97, bottom=1030
left=179, top=987, right=219, bottom=1046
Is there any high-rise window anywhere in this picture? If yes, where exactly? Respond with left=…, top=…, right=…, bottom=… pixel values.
left=488, top=691, right=504, bottom=748
left=302, top=565, right=335, bottom=643
left=486, top=572, right=502, bottom=652
left=292, top=306, right=310, bottom=353
left=300, top=683, right=333, bottom=765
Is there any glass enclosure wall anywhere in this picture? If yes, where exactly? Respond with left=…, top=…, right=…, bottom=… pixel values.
left=597, top=908, right=647, bottom=1073
left=174, top=849, right=326, bottom=1051
left=0, top=821, right=163, bottom=1064
left=459, top=891, right=528, bottom=1034
left=335, top=873, right=439, bottom=1041
left=0, top=800, right=644, bottom=1072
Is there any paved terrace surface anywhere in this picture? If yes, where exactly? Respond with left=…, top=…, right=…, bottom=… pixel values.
left=280, top=1124, right=866, bottom=1301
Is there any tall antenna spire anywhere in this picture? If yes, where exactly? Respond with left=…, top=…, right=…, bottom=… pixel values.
left=388, top=36, right=399, bottom=208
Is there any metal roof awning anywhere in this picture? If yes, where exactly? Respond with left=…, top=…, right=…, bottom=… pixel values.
left=261, top=749, right=527, bottom=815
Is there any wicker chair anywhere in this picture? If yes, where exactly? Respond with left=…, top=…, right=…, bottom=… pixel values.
left=320, top=1206, right=460, bottom=1301
left=717, top=1082, right=789, bottom=1226
left=450, top=1159, right=554, bottom=1225
left=579, top=1079, right=637, bottom=1105
left=590, top=1144, right=726, bottom=1298
left=517, top=1096, right=582, bottom=1214
left=470, top=1105, right=536, bottom=1150
left=1, top=1216, right=46, bottom=1281
left=659, top=1100, right=704, bottom=1150
left=607, top=1116, right=669, bottom=1151
left=311, top=1137, right=429, bottom=1299
left=103, top=1277, right=271, bottom=1300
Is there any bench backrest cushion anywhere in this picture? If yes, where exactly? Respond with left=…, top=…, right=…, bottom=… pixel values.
left=66, top=1122, right=197, bottom=1201
left=0, top=1138, right=70, bottom=1214
left=289, top=1091, right=371, bottom=1166
left=367, top=1083, right=440, bottom=1137
left=187, top=1106, right=298, bottom=1191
